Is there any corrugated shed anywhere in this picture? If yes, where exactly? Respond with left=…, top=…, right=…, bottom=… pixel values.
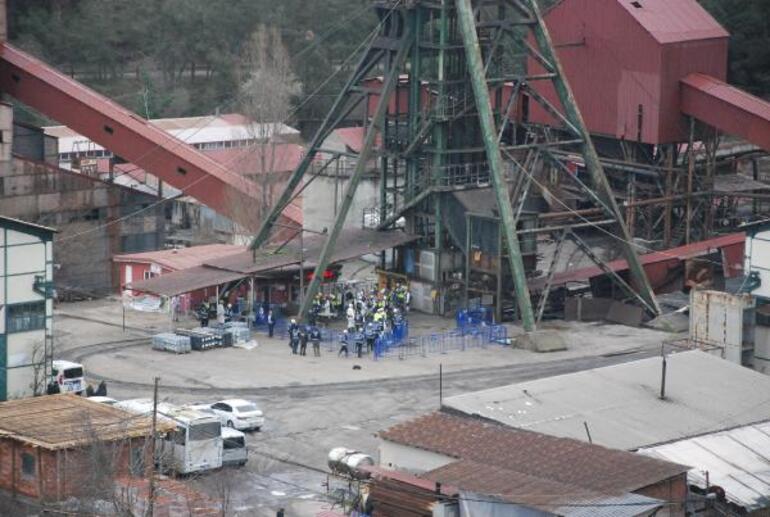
left=444, top=350, right=770, bottom=451
left=639, top=421, right=770, bottom=512
left=113, top=243, right=246, bottom=271
left=380, top=412, right=688, bottom=495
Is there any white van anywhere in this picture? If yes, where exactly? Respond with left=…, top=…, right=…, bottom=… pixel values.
left=222, top=427, right=248, bottom=467
left=116, top=399, right=223, bottom=474
left=51, top=360, right=85, bottom=395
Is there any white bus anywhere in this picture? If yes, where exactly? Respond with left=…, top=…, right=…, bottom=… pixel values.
left=116, top=399, right=223, bottom=474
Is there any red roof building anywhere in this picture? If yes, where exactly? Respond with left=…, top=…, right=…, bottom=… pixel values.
left=528, top=0, right=729, bottom=144
left=375, top=411, right=689, bottom=515
left=113, top=244, right=246, bottom=307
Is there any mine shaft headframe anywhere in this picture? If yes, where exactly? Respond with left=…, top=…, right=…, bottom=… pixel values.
left=251, top=0, right=661, bottom=328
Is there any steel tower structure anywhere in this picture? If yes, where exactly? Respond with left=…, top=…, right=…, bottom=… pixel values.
left=250, top=0, right=660, bottom=329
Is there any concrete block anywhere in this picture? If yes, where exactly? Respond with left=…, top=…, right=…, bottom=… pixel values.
left=517, top=330, right=568, bottom=353
left=606, top=301, right=644, bottom=327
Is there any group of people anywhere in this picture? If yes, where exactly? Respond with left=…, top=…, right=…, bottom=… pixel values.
left=287, top=320, right=323, bottom=357
left=196, top=300, right=236, bottom=327
left=280, top=284, right=412, bottom=359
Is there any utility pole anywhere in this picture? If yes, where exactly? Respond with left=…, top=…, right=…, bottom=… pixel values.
left=147, top=376, right=159, bottom=517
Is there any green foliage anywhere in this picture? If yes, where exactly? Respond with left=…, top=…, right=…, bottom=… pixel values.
left=700, top=0, right=770, bottom=96
left=9, top=0, right=374, bottom=121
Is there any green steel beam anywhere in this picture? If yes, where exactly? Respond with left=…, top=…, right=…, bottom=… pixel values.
left=526, top=0, right=660, bottom=316
left=455, top=0, right=536, bottom=331
left=298, top=32, right=414, bottom=320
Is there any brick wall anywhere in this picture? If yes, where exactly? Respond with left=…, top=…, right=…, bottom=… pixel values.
left=635, top=473, right=688, bottom=517
left=0, top=436, right=152, bottom=501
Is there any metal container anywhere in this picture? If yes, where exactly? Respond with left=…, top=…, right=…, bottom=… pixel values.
left=327, top=448, right=374, bottom=479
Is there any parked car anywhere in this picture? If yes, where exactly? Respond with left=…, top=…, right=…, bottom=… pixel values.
left=209, top=399, right=264, bottom=431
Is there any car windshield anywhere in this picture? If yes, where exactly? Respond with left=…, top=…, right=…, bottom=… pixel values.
left=187, top=422, right=221, bottom=441
left=63, top=367, right=83, bottom=379
left=235, top=403, right=258, bottom=413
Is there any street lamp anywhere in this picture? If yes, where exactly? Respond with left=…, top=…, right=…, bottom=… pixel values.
left=267, top=222, right=328, bottom=312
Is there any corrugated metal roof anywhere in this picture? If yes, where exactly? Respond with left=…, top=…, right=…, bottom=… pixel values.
left=681, top=73, right=770, bottom=152
left=44, top=114, right=298, bottom=152
left=530, top=233, right=745, bottom=288
left=381, top=412, right=688, bottom=498
left=639, top=421, right=770, bottom=511
left=444, top=350, right=770, bottom=451
left=204, top=143, right=307, bottom=176
left=128, top=229, right=419, bottom=296
left=0, top=394, right=174, bottom=450
left=113, top=243, right=246, bottom=271
left=617, top=0, right=728, bottom=44
left=206, top=228, right=419, bottom=275
left=127, top=265, right=246, bottom=297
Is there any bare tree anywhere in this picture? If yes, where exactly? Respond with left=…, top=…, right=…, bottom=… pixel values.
left=228, top=25, right=302, bottom=239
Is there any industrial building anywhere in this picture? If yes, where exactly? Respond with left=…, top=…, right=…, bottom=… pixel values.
left=0, top=216, right=55, bottom=401
left=43, top=113, right=300, bottom=171
left=444, top=350, right=770, bottom=451
left=639, top=421, right=770, bottom=515
left=372, top=411, right=689, bottom=516
left=248, top=0, right=770, bottom=333
left=443, top=350, right=770, bottom=514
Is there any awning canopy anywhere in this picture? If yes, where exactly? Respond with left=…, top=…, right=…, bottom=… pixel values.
left=127, top=228, right=419, bottom=297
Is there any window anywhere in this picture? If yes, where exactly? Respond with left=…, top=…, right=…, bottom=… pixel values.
left=143, top=271, right=157, bottom=280
left=7, top=302, right=46, bottom=333
left=21, top=452, right=35, bottom=478
left=188, top=422, right=221, bottom=442
left=223, top=436, right=245, bottom=449
left=129, top=445, right=145, bottom=476
left=169, top=429, right=186, bottom=446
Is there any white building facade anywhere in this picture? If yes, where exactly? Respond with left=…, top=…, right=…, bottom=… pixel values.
left=0, top=216, right=55, bottom=400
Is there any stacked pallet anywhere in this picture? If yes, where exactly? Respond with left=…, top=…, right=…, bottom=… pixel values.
left=152, top=333, right=192, bottom=354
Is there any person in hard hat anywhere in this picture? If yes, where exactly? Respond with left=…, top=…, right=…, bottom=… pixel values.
left=338, top=330, right=350, bottom=358
left=346, top=303, right=356, bottom=331
left=288, top=319, right=300, bottom=354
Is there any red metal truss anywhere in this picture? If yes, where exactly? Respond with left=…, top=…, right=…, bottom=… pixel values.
left=0, top=43, right=267, bottom=229
left=681, top=73, right=770, bottom=152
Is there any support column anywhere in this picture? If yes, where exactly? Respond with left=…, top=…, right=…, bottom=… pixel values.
left=298, top=34, right=414, bottom=320
left=528, top=0, right=659, bottom=316
left=456, top=0, right=536, bottom=331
